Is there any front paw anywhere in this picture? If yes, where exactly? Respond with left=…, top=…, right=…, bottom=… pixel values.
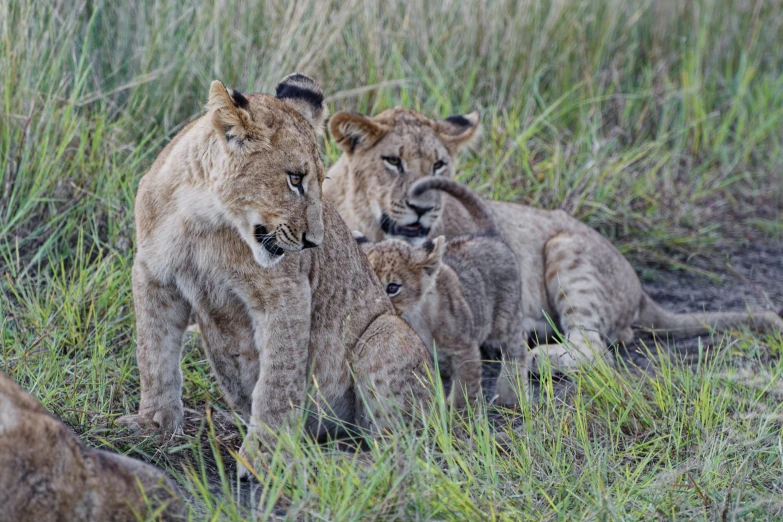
left=495, top=361, right=529, bottom=407
left=117, top=403, right=183, bottom=434
left=494, top=376, right=519, bottom=407
left=236, top=436, right=272, bottom=482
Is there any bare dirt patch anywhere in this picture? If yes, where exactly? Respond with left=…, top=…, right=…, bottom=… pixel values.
left=621, top=239, right=783, bottom=368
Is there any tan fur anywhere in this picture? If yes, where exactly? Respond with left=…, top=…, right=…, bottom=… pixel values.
left=119, top=76, right=431, bottom=479
left=357, top=177, right=529, bottom=408
left=326, top=108, right=479, bottom=246
left=0, top=371, right=183, bottom=521
left=325, top=108, right=783, bottom=373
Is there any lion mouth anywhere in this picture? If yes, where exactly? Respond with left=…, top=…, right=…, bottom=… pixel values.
left=254, top=225, right=285, bottom=256
left=380, top=213, right=430, bottom=239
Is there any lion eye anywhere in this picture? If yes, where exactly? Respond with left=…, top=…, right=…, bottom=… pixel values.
left=386, top=283, right=402, bottom=296
left=287, top=171, right=305, bottom=194
left=383, top=156, right=401, bottom=165
left=382, top=156, right=403, bottom=172
left=433, top=159, right=446, bottom=172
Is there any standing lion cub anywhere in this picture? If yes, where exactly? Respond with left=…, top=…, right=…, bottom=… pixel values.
left=119, top=74, right=432, bottom=478
left=0, top=371, right=183, bottom=521
left=357, top=176, right=529, bottom=408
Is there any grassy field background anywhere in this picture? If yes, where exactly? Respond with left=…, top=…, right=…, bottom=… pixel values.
left=2, top=0, right=783, bottom=520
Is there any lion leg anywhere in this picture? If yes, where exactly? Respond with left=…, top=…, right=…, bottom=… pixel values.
left=238, top=283, right=312, bottom=480
left=194, top=306, right=257, bottom=418
left=118, top=263, right=191, bottom=433
left=529, top=294, right=610, bottom=373
left=529, top=232, right=639, bottom=373
left=445, top=341, right=483, bottom=409
left=351, top=314, right=432, bottom=434
left=529, top=332, right=608, bottom=373
left=495, top=331, right=531, bottom=407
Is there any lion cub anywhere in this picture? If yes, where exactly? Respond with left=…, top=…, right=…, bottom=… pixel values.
left=357, top=177, right=529, bottom=408
left=119, top=74, right=432, bottom=479
left=328, top=107, right=783, bottom=374
left=0, top=371, right=183, bottom=521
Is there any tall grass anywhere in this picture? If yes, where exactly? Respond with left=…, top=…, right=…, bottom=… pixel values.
left=2, top=0, right=783, bottom=519
left=3, top=0, right=782, bottom=259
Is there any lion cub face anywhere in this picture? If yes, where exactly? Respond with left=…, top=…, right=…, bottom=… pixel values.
left=360, top=235, right=445, bottom=314
left=209, top=74, right=328, bottom=267
left=330, top=108, right=479, bottom=245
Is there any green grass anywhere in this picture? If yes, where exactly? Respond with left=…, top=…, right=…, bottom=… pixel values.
left=2, top=0, right=783, bottom=519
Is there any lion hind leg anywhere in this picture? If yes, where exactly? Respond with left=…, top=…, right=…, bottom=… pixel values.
left=530, top=232, right=635, bottom=373
left=351, top=313, right=432, bottom=433
left=529, top=330, right=609, bottom=374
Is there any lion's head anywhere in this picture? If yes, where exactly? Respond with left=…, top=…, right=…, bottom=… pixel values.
left=357, top=234, right=445, bottom=315
left=329, top=107, right=479, bottom=245
left=207, top=73, right=328, bottom=267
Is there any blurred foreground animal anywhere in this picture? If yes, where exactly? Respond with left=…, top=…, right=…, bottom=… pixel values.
left=0, top=371, right=184, bottom=522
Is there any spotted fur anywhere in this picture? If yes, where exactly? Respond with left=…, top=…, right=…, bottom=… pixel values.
left=118, top=75, right=432, bottom=479
left=0, top=372, right=183, bottom=521
left=327, top=108, right=783, bottom=373
left=357, top=178, right=529, bottom=408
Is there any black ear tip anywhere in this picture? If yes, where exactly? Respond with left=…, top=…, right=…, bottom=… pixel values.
left=351, top=230, right=370, bottom=244
left=444, top=114, right=473, bottom=127
left=421, top=240, right=435, bottom=252
left=275, top=73, right=324, bottom=107
left=229, top=89, right=249, bottom=108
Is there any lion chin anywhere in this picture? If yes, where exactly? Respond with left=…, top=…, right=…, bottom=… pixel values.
left=252, top=246, right=285, bottom=268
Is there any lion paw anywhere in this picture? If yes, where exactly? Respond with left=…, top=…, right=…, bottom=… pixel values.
left=116, top=404, right=183, bottom=434
left=494, top=377, right=520, bottom=407
left=236, top=438, right=272, bottom=482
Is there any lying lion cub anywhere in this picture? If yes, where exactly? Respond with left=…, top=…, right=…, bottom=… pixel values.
left=119, top=74, right=431, bottom=478
left=0, top=371, right=183, bottom=521
left=326, top=108, right=783, bottom=373
left=356, top=177, right=529, bottom=408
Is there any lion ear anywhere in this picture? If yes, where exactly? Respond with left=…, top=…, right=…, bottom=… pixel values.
left=329, top=112, right=388, bottom=154
left=434, top=111, right=480, bottom=153
left=275, top=73, right=328, bottom=136
left=208, top=80, right=254, bottom=150
left=351, top=230, right=373, bottom=253
left=415, top=236, right=445, bottom=275
left=352, top=229, right=370, bottom=244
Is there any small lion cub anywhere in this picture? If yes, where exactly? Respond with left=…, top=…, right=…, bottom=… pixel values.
left=357, top=176, right=529, bottom=408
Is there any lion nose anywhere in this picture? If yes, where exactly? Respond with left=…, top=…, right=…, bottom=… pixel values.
left=302, top=233, right=319, bottom=249
left=405, top=200, right=433, bottom=217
